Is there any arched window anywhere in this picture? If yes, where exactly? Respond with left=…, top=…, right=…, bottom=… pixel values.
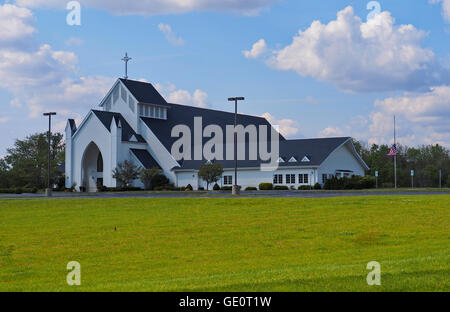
left=97, top=152, right=103, bottom=173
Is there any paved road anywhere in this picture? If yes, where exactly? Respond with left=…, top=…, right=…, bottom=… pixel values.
left=1, top=190, right=449, bottom=199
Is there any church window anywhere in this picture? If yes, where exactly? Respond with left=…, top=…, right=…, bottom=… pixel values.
left=121, top=85, right=127, bottom=102
left=104, top=94, right=111, bottom=111
left=128, top=95, right=135, bottom=113
left=224, top=175, right=233, bottom=185
left=273, top=174, right=283, bottom=184
left=97, top=152, right=103, bottom=173
left=113, top=85, right=120, bottom=104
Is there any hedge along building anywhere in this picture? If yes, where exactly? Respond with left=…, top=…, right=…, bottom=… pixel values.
left=65, top=78, right=369, bottom=191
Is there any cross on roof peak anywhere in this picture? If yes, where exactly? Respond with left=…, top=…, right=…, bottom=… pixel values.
left=121, top=52, right=132, bottom=80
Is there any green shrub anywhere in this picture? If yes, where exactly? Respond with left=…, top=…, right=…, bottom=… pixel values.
left=213, top=183, right=221, bottom=191
left=298, top=185, right=312, bottom=190
left=98, top=186, right=143, bottom=192
left=274, top=186, right=289, bottom=190
left=313, top=183, right=322, bottom=190
left=198, top=187, right=205, bottom=191
left=221, top=186, right=232, bottom=191
left=151, top=174, right=170, bottom=190
left=258, top=183, right=273, bottom=190
left=245, top=186, right=257, bottom=191
left=185, top=184, right=193, bottom=191
left=324, top=176, right=376, bottom=190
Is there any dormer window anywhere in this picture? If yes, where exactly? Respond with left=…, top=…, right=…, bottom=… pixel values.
left=277, top=157, right=285, bottom=163
left=139, top=104, right=167, bottom=120
left=289, top=157, right=297, bottom=163
left=301, top=156, right=310, bottom=162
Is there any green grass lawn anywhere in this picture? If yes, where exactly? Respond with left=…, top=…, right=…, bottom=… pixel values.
left=0, top=196, right=448, bottom=292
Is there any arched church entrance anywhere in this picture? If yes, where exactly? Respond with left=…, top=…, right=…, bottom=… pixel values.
left=81, top=142, right=104, bottom=192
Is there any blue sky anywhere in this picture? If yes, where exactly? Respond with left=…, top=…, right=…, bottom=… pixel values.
left=0, top=0, right=449, bottom=157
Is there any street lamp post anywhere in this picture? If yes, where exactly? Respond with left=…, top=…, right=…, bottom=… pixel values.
left=228, top=97, right=245, bottom=195
left=43, top=112, right=56, bottom=197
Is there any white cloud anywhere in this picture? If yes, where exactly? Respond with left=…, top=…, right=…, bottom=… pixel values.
left=243, top=39, right=267, bottom=59
left=445, top=0, right=450, bottom=21
left=156, top=83, right=209, bottom=108
left=0, top=4, right=35, bottom=42
left=158, top=23, right=184, bottom=46
left=261, top=112, right=299, bottom=137
left=321, top=86, right=450, bottom=147
left=430, top=0, right=450, bottom=22
left=267, top=6, right=448, bottom=93
left=319, top=126, right=344, bottom=137
left=0, top=4, right=113, bottom=119
left=369, top=85, right=450, bottom=146
left=14, top=0, right=279, bottom=15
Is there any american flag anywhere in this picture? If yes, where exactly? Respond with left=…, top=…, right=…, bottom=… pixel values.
left=387, top=144, right=397, bottom=157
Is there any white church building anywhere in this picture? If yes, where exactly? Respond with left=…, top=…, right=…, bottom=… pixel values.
left=65, top=78, right=369, bottom=191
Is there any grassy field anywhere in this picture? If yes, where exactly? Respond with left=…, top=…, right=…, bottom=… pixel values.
left=0, top=195, right=448, bottom=292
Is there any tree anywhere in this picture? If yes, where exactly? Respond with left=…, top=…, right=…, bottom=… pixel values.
left=112, top=160, right=141, bottom=187
left=139, top=167, right=160, bottom=190
left=198, top=162, right=224, bottom=191
left=0, top=158, right=11, bottom=188
left=4, top=132, right=64, bottom=189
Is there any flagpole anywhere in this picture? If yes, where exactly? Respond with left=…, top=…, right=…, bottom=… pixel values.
left=394, top=115, right=397, bottom=189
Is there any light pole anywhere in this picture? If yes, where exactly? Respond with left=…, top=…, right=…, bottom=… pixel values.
left=228, top=97, right=245, bottom=195
left=43, top=112, right=56, bottom=197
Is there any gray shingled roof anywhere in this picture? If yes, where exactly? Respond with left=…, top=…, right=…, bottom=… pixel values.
left=113, top=79, right=367, bottom=171
left=92, top=110, right=146, bottom=143
left=140, top=102, right=285, bottom=169
left=120, top=78, right=168, bottom=105
left=278, top=137, right=352, bottom=167
left=130, top=149, right=161, bottom=169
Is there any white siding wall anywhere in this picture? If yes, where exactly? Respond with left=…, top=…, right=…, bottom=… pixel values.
left=109, top=82, right=139, bottom=131
left=177, top=171, right=199, bottom=189
left=318, top=142, right=366, bottom=184
left=175, top=167, right=319, bottom=190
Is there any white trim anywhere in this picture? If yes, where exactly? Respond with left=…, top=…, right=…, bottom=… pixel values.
left=71, top=110, right=95, bottom=140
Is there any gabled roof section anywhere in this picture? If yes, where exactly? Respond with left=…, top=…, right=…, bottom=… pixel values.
left=278, top=137, right=352, bottom=167
left=92, top=110, right=146, bottom=143
left=119, top=78, right=168, bottom=105
left=130, top=149, right=161, bottom=169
